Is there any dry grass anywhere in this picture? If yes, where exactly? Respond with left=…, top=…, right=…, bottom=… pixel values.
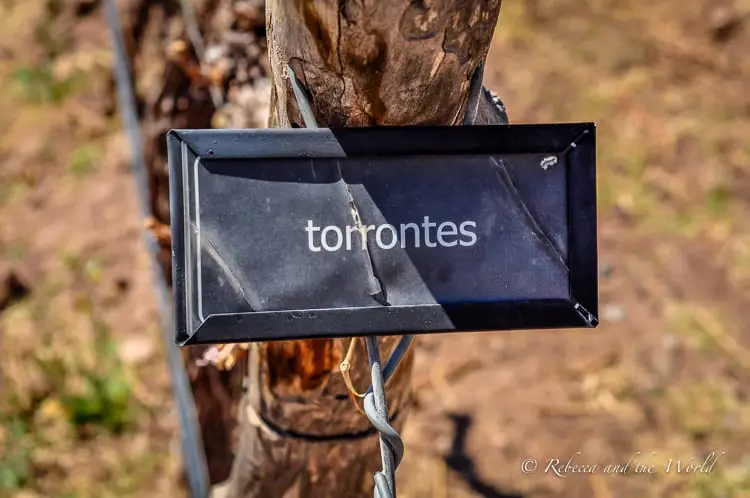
left=0, top=1, right=179, bottom=497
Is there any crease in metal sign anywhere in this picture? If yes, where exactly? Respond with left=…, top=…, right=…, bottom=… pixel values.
left=168, top=124, right=598, bottom=345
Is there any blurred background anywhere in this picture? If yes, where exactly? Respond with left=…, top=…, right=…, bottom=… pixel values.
left=2, top=0, right=750, bottom=497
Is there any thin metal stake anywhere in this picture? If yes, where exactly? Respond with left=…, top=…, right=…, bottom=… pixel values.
left=103, top=0, right=210, bottom=496
left=463, top=60, right=485, bottom=125
left=365, top=336, right=396, bottom=497
left=287, top=65, right=319, bottom=129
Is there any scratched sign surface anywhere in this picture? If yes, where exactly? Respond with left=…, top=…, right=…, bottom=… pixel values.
left=168, top=124, right=598, bottom=345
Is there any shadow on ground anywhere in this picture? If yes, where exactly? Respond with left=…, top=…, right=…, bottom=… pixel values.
left=445, top=413, right=524, bottom=498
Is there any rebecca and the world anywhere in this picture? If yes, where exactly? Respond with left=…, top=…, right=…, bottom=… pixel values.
left=304, top=217, right=478, bottom=252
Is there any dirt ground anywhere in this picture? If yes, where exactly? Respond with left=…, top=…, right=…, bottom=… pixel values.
left=2, top=0, right=750, bottom=497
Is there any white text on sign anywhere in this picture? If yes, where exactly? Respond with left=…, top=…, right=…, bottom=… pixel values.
left=305, top=216, right=478, bottom=252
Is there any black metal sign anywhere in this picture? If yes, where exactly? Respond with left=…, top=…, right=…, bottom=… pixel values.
left=168, top=124, right=598, bottom=345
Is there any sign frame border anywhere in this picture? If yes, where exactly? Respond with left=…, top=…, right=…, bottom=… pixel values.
left=168, top=124, right=598, bottom=346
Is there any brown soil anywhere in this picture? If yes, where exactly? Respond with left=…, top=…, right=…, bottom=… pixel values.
left=2, top=1, right=750, bottom=497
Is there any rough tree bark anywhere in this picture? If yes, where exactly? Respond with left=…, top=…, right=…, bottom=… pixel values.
left=219, top=2, right=506, bottom=497
left=267, top=0, right=505, bottom=128
left=123, top=0, right=506, bottom=496
left=123, top=0, right=270, bottom=485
